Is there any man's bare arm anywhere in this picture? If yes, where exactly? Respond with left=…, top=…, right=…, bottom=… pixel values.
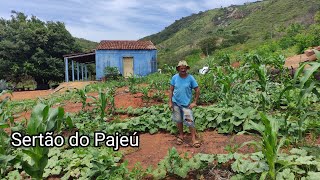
left=169, top=85, right=174, bottom=110
left=189, top=87, right=200, bottom=109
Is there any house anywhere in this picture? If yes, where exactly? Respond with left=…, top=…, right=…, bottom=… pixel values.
left=63, top=40, right=157, bottom=82
left=95, top=40, right=157, bottom=79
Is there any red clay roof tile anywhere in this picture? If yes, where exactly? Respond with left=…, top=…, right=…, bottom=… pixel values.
left=96, top=40, right=156, bottom=50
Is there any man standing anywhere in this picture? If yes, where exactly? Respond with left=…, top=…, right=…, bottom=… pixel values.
left=169, top=60, right=200, bottom=148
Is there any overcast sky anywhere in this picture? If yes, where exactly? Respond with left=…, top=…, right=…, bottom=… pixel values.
left=0, top=0, right=257, bottom=42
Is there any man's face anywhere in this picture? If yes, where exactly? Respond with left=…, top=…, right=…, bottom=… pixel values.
left=178, top=65, right=188, bottom=75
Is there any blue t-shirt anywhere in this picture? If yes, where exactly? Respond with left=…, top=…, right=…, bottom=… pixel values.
left=170, top=74, right=198, bottom=107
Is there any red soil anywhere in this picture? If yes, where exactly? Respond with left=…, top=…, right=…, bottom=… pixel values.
left=1, top=90, right=54, bottom=101
left=122, top=131, right=256, bottom=169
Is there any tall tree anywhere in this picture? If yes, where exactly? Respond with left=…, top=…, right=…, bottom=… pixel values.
left=0, top=11, right=81, bottom=89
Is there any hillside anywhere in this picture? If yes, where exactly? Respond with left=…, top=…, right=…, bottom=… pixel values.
left=74, top=37, right=98, bottom=52
left=141, top=0, right=320, bottom=67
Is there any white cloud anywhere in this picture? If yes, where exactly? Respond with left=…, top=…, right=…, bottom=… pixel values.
left=0, top=0, right=258, bottom=41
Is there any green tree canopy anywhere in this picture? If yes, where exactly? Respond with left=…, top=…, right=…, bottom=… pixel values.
left=197, top=36, right=219, bottom=56
left=0, top=11, right=81, bottom=89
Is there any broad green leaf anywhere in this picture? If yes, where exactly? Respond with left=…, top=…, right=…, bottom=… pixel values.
left=293, top=63, right=307, bottom=83
left=27, top=103, right=47, bottom=134
left=276, top=168, right=295, bottom=180
left=289, top=148, right=308, bottom=156
left=0, top=122, right=9, bottom=128
left=312, top=49, right=320, bottom=60
left=6, top=170, right=21, bottom=180
left=66, top=116, right=74, bottom=129
left=306, top=171, right=320, bottom=180
left=300, top=62, right=320, bottom=88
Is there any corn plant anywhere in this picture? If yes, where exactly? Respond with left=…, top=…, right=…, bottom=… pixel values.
left=162, top=64, right=176, bottom=76
left=242, top=113, right=286, bottom=180
left=92, top=88, right=116, bottom=120
left=106, top=87, right=116, bottom=114
left=251, top=64, right=269, bottom=111
left=97, top=89, right=107, bottom=120
left=21, top=103, right=72, bottom=179
left=0, top=91, right=14, bottom=127
left=140, top=86, right=150, bottom=102
left=76, top=86, right=89, bottom=110
left=0, top=91, right=17, bottom=178
left=213, top=66, right=234, bottom=101
left=278, top=62, right=320, bottom=140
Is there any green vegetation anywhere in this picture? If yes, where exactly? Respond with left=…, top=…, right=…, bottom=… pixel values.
left=74, top=37, right=98, bottom=52
left=1, top=0, right=320, bottom=179
left=142, top=0, right=320, bottom=67
left=0, top=11, right=96, bottom=89
left=104, top=66, right=121, bottom=80
left=1, top=54, right=320, bottom=178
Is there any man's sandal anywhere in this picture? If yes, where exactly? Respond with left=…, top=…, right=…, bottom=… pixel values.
left=192, top=141, right=201, bottom=148
left=176, top=137, right=183, bottom=145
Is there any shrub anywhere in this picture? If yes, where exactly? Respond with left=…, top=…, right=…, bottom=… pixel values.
left=103, top=66, right=121, bottom=80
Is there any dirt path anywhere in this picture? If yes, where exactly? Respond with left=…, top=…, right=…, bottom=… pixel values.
left=0, top=81, right=96, bottom=101
left=122, top=131, right=256, bottom=169
left=1, top=90, right=54, bottom=101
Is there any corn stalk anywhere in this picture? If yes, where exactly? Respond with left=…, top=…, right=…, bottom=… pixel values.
left=21, top=103, right=69, bottom=179
left=242, top=113, right=286, bottom=180
left=278, top=62, right=320, bottom=140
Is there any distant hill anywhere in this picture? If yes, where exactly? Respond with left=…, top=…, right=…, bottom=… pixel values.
left=141, top=0, right=320, bottom=67
left=74, top=37, right=98, bottom=52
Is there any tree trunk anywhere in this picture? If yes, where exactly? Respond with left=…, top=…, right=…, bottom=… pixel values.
left=35, top=78, right=50, bottom=90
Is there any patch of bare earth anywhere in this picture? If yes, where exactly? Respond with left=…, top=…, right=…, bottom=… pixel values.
left=122, top=130, right=256, bottom=170
left=0, top=90, right=54, bottom=101
left=284, top=54, right=310, bottom=69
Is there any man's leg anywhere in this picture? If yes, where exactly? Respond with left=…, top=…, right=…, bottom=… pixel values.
left=189, top=126, right=196, bottom=143
left=189, top=126, right=200, bottom=147
left=177, top=122, right=184, bottom=139
left=172, top=104, right=184, bottom=145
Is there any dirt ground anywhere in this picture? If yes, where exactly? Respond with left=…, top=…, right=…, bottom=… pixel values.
left=1, top=90, right=54, bottom=101
left=0, top=81, right=96, bottom=101
left=122, top=131, right=256, bottom=169
left=284, top=54, right=310, bottom=69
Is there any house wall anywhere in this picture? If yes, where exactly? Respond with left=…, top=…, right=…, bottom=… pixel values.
left=95, top=49, right=157, bottom=80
